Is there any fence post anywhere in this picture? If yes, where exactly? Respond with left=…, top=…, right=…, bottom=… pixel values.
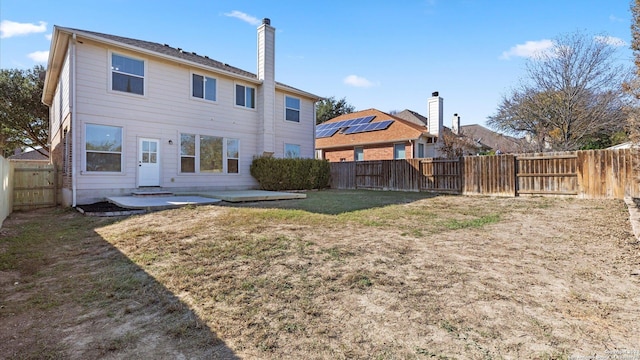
left=514, top=155, right=519, bottom=197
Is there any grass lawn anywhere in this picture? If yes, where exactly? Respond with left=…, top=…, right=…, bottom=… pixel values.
left=1, top=190, right=639, bottom=359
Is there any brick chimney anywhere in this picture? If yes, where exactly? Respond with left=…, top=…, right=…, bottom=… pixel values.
left=452, top=113, right=461, bottom=135
left=427, top=91, right=443, bottom=136
left=257, top=18, right=275, bottom=155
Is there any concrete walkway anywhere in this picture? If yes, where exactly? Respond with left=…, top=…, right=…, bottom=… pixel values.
left=106, top=190, right=306, bottom=210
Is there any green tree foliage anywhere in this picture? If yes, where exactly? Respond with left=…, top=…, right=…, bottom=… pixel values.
left=315, top=96, right=355, bottom=125
left=488, top=31, right=630, bottom=151
left=0, top=65, right=49, bottom=157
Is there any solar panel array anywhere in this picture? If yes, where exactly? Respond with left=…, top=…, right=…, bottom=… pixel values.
left=343, top=120, right=394, bottom=134
left=316, top=116, right=395, bottom=138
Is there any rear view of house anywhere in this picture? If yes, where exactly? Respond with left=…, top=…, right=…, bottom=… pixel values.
left=42, top=19, right=320, bottom=206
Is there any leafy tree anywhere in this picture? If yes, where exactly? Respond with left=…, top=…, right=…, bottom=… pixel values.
left=439, top=131, right=480, bottom=158
left=488, top=31, right=630, bottom=151
left=0, top=65, right=49, bottom=157
left=315, top=96, right=355, bottom=124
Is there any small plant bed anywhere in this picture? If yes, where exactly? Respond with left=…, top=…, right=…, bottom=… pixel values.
left=76, top=201, right=145, bottom=216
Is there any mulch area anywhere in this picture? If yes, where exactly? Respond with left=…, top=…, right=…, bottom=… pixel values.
left=76, top=201, right=131, bottom=213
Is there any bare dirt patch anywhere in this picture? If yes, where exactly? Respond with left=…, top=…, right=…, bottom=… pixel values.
left=2, top=193, right=640, bottom=359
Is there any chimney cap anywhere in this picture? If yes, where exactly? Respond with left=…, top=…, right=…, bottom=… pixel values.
left=432, top=91, right=439, bottom=97
left=262, top=18, right=271, bottom=25
left=454, top=113, right=458, bottom=117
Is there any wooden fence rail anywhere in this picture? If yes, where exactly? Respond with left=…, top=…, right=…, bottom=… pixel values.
left=329, top=149, right=640, bottom=200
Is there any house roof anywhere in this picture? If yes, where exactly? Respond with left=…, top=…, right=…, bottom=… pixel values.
left=8, top=148, right=49, bottom=160
left=315, top=109, right=434, bottom=150
left=459, top=124, right=524, bottom=153
left=393, top=109, right=428, bottom=127
left=43, top=26, right=321, bottom=105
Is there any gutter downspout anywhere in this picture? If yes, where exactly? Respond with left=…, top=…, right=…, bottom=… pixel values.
left=71, top=33, right=77, bottom=207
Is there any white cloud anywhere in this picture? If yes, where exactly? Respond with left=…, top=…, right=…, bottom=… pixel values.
left=500, top=39, right=554, bottom=60
left=343, top=75, right=376, bottom=88
left=594, top=35, right=627, bottom=47
left=609, top=14, right=625, bottom=23
left=27, top=50, right=49, bottom=63
left=0, top=20, right=47, bottom=39
left=45, top=33, right=52, bottom=41
left=224, top=10, right=261, bottom=26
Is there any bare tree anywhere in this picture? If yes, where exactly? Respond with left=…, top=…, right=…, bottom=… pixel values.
left=489, top=31, right=630, bottom=151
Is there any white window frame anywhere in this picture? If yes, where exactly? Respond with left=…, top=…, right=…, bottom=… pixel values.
left=191, top=72, right=217, bottom=102
left=180, top=133, right=240, bottom=174
left=284, top=143, right=301, bottom=158
left=235, top=83, right=256, bottom=109
left=285, top=95, right=301, bottom=122
left=84, top=123, right=124, bottom=173
left=108, top=51, right=146, bottom=97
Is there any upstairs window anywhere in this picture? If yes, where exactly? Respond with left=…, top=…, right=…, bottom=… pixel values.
left=354, top=147, right=364, bottom=161
left=192, top=74, right=217, bottom=101
left=235, top=84, right=255, bottom=109
left=285, top=96, right=300, bottom=122
left=111, top=53, right=144, bottom=95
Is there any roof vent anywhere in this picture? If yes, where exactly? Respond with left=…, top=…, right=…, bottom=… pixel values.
left=163, top=43, right=170, bottom=47
left=191, top=51, right=197, bottom=55
left=432, top=91, right=439, bottom=97
left=204, top=55, right=209, bottom=59
left=262, top=18, right=271, bottom=25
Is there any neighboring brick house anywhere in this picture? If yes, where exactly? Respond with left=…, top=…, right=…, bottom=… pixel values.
left=315, top=108, right=437, bottom=162
left=315, top=91, right=524, bottom=162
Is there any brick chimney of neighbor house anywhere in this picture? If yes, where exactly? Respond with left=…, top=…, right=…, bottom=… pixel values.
left=257, top=18, right=275, bottom=155
left=452, top=113, right=461, bottom=135
left=427, top=91, right=444, bottom=136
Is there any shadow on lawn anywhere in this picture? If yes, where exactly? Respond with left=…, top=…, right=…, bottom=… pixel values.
left=225, top=189, right=441, bottom=215
left=0, top=208, right=239, bottom=359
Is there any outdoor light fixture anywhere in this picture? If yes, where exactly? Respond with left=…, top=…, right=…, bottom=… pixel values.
left=168, top=139, right=173, bottom=145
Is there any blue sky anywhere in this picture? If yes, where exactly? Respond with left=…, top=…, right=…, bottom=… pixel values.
left=0, top=0, right=633, bottom=127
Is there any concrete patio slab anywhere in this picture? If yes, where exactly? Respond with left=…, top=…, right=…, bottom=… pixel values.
left=181, top=190, right=306, bottom=203
left=107, top=195, right=222, bottom=210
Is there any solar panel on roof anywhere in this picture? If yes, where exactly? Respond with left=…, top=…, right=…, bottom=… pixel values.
left=316, top=128, right=340, bottom=138
left=343, top=120, right=394, bottom=135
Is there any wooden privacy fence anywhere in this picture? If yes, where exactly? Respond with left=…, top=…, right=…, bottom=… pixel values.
left=11, top=161, right=59, bottom=210
left=329, top=149, right=640, bottom=199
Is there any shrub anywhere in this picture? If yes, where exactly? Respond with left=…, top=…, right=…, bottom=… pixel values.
left=250, top=157, right=331, bottom=191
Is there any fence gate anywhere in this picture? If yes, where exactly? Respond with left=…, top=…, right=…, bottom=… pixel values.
left=12, top=161, right=58, bottom=210
left=516, top=154, right=578, bottom=196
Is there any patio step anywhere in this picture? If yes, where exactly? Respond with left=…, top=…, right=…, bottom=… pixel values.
left=131, top=190, right=174, bottom=197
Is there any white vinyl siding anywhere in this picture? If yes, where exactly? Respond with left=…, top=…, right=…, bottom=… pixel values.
left=67, top=39, right=314, bottom=203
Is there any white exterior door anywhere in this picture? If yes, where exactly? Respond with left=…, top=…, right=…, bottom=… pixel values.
left=138, top=138, right=160, bottom=186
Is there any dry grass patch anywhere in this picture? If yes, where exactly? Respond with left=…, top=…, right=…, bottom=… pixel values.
left=92, top=191, right=640, bottom=359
